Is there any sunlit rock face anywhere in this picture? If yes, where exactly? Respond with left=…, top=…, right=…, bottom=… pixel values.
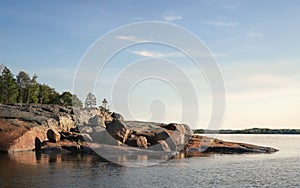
left=0, top=104, right=112, bottom=153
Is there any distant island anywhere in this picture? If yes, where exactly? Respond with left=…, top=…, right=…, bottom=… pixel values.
left=194, top=128, right=300, bottom=134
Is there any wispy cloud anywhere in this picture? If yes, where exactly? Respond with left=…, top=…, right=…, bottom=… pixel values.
left=132, top=50, right=184, bottom=58
left=248, top=32, right=264, bottom=39
left=207, top=21, right=237, bottom=27
left=114, top=35, right=147, bottom=42
left=163, top=12, right=182, bottom=22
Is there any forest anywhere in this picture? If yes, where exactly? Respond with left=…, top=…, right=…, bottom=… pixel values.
left=0, top=65, right=82, bottom=107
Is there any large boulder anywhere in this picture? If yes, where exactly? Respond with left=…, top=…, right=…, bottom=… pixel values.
left=73, top=108, right=112, bottom=127
left=159, top=123, right=193, bottom=144
left=152, top=129, right=177, bottom=151
left=133, top=130, right=155, bottom=145
left=77, top=124, right=121, bottom=146
left=148, top=140, right=171, bottom=152
left=106, top=118, right=130, bottom=143
left=126, top=121, right=193, bottom=152
left=111, top=112, right=124, bottom=121
left=90, top=128, right=121, bottom=146
left=126, top=136, right=148, bottom=148
left=88, top=115, right=105, bottom=127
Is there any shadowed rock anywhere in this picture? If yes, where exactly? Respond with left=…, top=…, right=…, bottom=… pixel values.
left=46, top=129, right=60, bottom=143
left=126, top=136, right=148, bottom=148
left=106, top=118, right=130, bottom=143
left=148, top=140, right=171, bottom=152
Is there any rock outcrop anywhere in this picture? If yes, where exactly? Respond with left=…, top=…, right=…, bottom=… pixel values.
left=0, top=104, right=111, bottom=153
left=185, top=135, right=278, bottom=157
left=106, top=116, right=130, bottom=143
left=0, top=104, right=278, bottom=158
left=0, top=118, right=47, bottom=153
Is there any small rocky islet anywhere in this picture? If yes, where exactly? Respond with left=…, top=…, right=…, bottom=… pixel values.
left=0, top=104, right=278, bottom=160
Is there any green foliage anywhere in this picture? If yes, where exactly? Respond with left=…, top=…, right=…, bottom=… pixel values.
left=99, top=98, right=111, bottom=114
left=58, top=91, right=72, bottom=106
left=48, top=88, right=60, bottom=104
left=0, top=66, right=19, bottom=104
left=0, top=66, right=83, bottom=106
left=38, top=84, right=53, bottom=104
left=72, top=94, right=83, bottom=107
left=29, top=74, right=39, bottom=103
left=16, top=72, right=39, bottom=103
left=16, top=71, right=31, bottom=103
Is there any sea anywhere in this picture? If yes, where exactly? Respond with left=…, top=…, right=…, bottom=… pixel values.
left=0, top=134, right=299, bottom=188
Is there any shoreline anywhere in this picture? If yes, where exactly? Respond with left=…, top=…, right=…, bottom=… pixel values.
left=0, top=104, right=278, bottom=159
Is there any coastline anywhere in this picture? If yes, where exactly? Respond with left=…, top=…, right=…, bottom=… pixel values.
left=0, top=104, right=278, bottom=159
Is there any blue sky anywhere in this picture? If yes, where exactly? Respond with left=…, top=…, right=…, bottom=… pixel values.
left=1, top=1, right=300, bottom=129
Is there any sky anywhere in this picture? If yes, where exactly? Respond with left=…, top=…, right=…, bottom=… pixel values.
left=0, top=0, right=300, bottom=129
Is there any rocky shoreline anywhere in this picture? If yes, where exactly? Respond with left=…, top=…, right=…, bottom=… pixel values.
left=0, top=104, right=278, bottom=159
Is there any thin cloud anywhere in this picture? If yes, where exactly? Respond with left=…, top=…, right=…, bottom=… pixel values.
left=163, top=12, right=182, bottom=22
left=207, top=21, right=237, bottom=26
left=114, top=35, right=147, bottom=42
left=132, top=50, right=184, bottom=58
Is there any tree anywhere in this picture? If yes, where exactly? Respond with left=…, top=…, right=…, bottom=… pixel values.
left=16, top=71, right=31, bottom=103
left=0, top=64, right=4, bottom=73
left=72, top=94, right=83, bottom=107
left=0, top=66, right=84, bottom=106
left=58, top=91, right=73, bottom=106
left=16, top=71, right=39, bottom=103
left=0, top=66, right=18, bottom=104
left=85, top=92, right=97, bottom=108
left=100, top=98, right=111, bottom=114
left=38, top=84, right=51, bottom=104
left=48, top=88, right=60, bottom=104
left=28, top=74, right=39, bottom=103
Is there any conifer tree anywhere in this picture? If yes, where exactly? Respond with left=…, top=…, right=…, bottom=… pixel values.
left=0, top=66, right=18, bottom=104
left=85, top=92, right=97, bottom=108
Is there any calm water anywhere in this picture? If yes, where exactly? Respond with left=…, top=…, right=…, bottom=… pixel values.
left=0, top=135, right=299, bottom=188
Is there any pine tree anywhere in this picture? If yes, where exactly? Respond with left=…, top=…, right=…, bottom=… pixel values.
left=38, top=84, right=51, bottom=104
left=16, top=71, right=31, bottom=103
left=85, top=92, right=97, bottom=108
left=72, top=94, right=83, bottom=107
left=0, top=66, right=18, bottom=104
left=48, top=88, right=60, bottom=104
left=29, top=74, right=39, bottom=103
left=58, top=91, right=72, bottom=106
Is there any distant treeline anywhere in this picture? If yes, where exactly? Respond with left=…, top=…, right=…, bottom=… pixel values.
left=194, top=128, right=300, bottom=134
left=0, top=65, right=82, bottom=107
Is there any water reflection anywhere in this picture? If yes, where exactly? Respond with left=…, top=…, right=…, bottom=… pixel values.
left=0, top=135, right=299, bottom=187
left=0, top=152, right=110, bottom=167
